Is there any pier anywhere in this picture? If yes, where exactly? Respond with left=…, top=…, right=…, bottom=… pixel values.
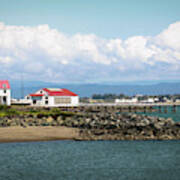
left=55, top=103, right=180, bottom=113
left=10, top=102, right=180, bottom=113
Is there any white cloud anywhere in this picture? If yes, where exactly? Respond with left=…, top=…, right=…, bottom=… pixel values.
left=0, top=56, right=12, bottom=64
left=156, top=21, right=180, bottom=51
left=124, top=36, right=155, bottom=64
left=0, top=21, right=180, bottom=82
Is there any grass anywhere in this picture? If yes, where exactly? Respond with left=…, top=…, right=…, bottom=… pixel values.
left=0, top=105, right=79, bottom=118
left=0, top=105, right=20, bottom=117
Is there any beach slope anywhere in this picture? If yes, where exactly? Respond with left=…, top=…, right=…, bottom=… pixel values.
left=0, top=127, right=79, bottom=143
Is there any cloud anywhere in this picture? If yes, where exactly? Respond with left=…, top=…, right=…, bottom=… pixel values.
left=0, top=21, right=180, bottom=82
left=156, top=22, right=180, bottom=51
left=0, top=56, right=12, bottom=64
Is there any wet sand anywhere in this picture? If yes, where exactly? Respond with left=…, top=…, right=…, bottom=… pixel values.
left=0, top=126, right=79, bottom=143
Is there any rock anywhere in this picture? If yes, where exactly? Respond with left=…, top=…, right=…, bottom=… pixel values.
left=72, top=120, right=79, bottom=127
left=10, top=121, right=17, bottom=126
left=37, top=114, right=44, bottom=118
left=5, top=119, right=12, bottom=126
left=20, top=121, right=28, bottom=127
left=154, top=123, right=163, bottom=130
left=51, top=121, right=58, bottom=126
left=160, top=134, right=174, bottom=140
left=46, top=116, right=54, bottom=123
left=0, top=107, right=179, bottom=140
left=164, top=118, right=174, bottom=126
left=136, top=119, right=150, bottom=127
left=85, top=118, right=91, bottom=124
left=175, top=122, right=180, bottom=127
left=89, top=121, right=94, bottom=127
left=131, top=114, right=138, bottom=120
left=158, top=117, right=165, bottom=122
left=93, top=130, right=105, bottom=136
left=57, top=116, right=64, bottom=126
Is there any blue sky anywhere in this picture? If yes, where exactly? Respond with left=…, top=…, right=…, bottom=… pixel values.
left=0, top=0, right=180, bottom=83
left=1, top=0, right=180, bottom=38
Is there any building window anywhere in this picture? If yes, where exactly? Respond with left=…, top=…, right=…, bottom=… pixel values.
left=4, top=90, right=6, bottom=94
left=27, top=96, right=30, bottom=99
left=54, top=97, right=71, bottom=104
left=2, top=84, right=7, bottom=88
left=45, top=96, right=48, bottom=99
left=45, top=100, right=48, bottom=105
left=40, top=91, right=43, bottom=94
left=3, top=96, right=7, bottom=103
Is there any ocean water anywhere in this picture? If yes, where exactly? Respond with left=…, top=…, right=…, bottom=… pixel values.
left=136, top=105, right=180, bottom=122
left=0, top=140, right=180, bottom=180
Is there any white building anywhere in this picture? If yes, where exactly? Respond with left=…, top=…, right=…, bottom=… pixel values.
left=140, top=98, right=155, bottom=103
left=115, top=97, right=138, bottom=103
left=175, top=99, right=180, bottom=103
left=25, top=88, right=79, bottom=107
left=0, top=80, right=11, bottom=106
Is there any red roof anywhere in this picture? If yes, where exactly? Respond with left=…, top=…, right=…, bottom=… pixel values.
left=29, top=94, right=44, bottom=97
left=0, top=80, right=10, bottom=89
left=43, top=88, right=78, bottom=96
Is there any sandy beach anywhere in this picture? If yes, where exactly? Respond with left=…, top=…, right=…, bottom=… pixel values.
left=0, top=126, right=79, bottom=143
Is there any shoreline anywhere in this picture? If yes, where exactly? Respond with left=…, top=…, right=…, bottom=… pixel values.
left=0, top=106, right=179, bottom=143
left=0, top=126, right=180, bottom=143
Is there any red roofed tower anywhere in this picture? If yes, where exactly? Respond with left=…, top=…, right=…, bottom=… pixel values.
left=0, top=80, right=11, bottom=105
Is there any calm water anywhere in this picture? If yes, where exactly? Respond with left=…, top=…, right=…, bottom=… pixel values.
left=0, top=140, right=180, bottom=180
left=136, top=105, right=180, bottom=122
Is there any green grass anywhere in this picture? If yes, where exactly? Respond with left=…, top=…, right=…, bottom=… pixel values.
left=0, top=105, right=20, bottom=117
left=0, top=105, right=79, bottom=118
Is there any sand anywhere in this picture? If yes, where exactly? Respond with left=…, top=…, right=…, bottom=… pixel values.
left=0, top=126, right=79, bottom=143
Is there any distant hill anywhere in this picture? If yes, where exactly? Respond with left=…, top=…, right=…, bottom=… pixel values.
left=10, top=80, right=180, bottom=98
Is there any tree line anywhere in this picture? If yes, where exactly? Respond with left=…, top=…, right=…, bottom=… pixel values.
left=91, top=93, right=180, bottom=100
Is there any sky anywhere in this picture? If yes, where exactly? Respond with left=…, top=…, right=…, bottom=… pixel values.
left=0, top=0, right=180, bottom=84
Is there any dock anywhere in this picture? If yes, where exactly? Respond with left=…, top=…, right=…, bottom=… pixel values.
left=56, top=102, right=180, bottom=113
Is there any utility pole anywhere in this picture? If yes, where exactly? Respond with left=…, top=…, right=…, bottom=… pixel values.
left=21, top=73, right=24, bottom=99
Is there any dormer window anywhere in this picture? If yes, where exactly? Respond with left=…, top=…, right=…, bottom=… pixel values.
left=40, top=91, right=43, bottom=94
left=2, top=84, right=7, bottom=89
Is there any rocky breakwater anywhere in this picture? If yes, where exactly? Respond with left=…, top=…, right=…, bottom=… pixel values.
left=63, top=112, right=180, bottom=140
left=0, top=110, right=180, bottom=140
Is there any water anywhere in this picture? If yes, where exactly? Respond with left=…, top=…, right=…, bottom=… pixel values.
left=136, top=105, right=180, bottom=122
left=0, top=140, right=180, bottom=180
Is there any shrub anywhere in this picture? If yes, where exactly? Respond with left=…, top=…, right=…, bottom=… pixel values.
left=0, top=105, right=9, bottom=111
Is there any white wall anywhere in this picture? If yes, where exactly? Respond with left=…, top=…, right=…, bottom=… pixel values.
left=71, top=96, right=79, bottom=106
left=51, top=96, right=79, bottom=107
left=140, top=98, right=155, bottom=103
left=25, top=89, right=48, bottom=106
left=47, top=96, right=54, bottom=106
left=0, top=89, right=11, bottom=106
left=25, top=88, right=80, bottom=107
left=115, top=98, right=138, bottom=103
left=26, top=95, right=79, bottom=107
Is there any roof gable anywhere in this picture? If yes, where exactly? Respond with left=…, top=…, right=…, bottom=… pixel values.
left=0, top=80, right=10, bottom=89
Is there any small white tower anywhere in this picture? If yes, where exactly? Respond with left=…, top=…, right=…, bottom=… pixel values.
left=0, top=80, right=11, bottom=106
